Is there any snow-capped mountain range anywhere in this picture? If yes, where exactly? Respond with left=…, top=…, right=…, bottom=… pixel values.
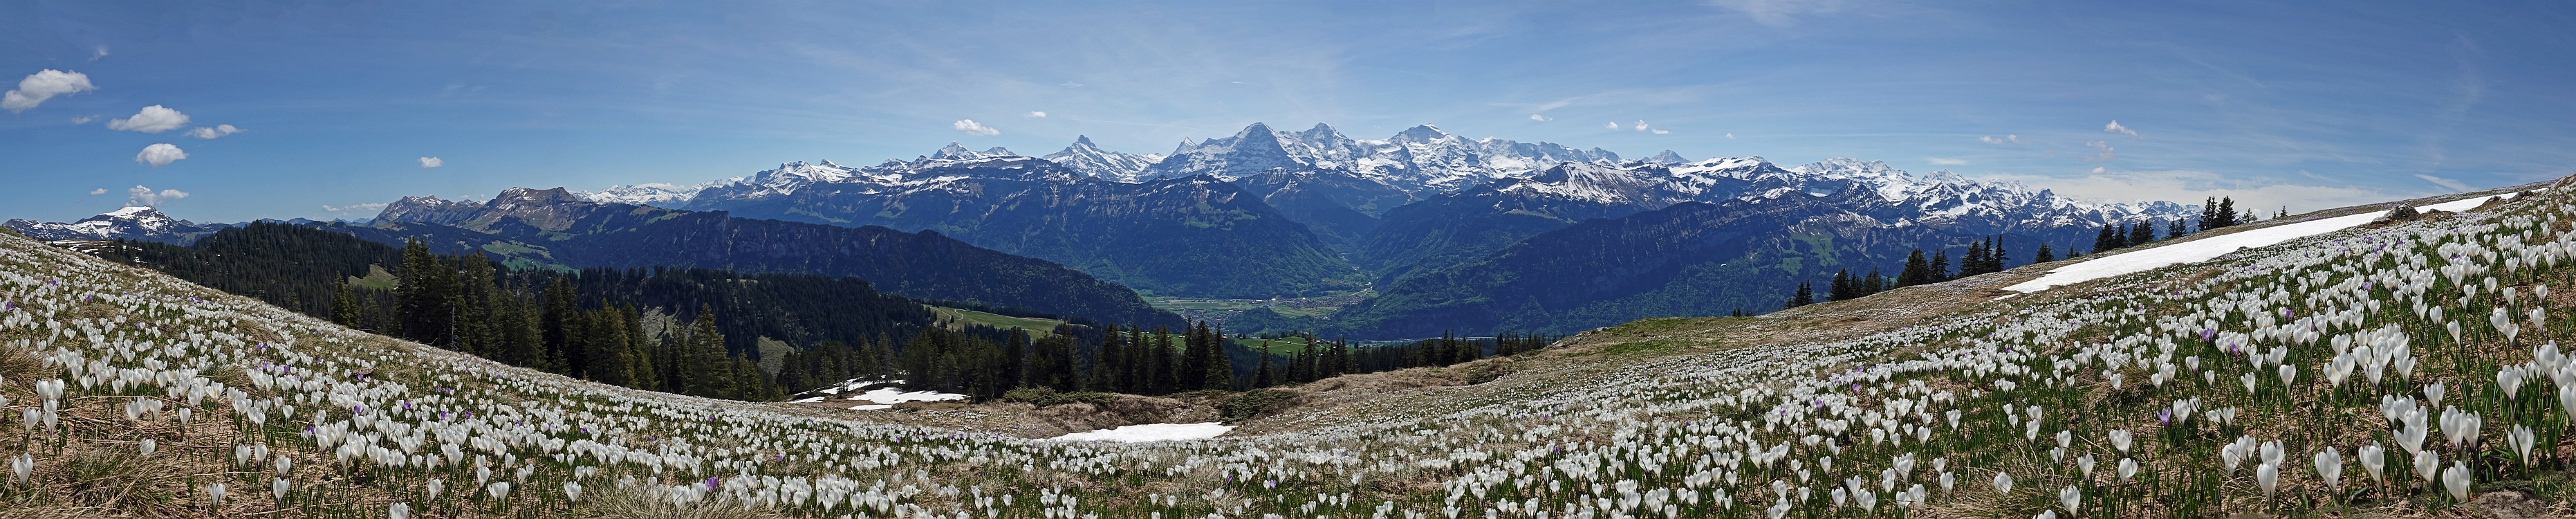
left=2, top=206, right=234, bottom=244
left=572, top=121, right=2186, bottom=224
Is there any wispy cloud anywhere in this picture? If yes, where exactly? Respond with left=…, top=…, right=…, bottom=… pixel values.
left=1604, top=121, right=1620, bottom=129
left=1, top=69, right=95, bottom=113
left=88, top=188, right=106, bottom=196
left=1980, top=134, right=2024, bottom=145
left=953, top=119, right=1000, bottom=136
left=135, top=143, right=186, bottom=167
left=418, top=156, right=444, bottom=168
left=2104, top=120, right=2140, bottom=138
left=187, top=125, right=245, bottom=139
left=2082, top=140, right=2115, bottom=161
left=1025, top=111, right=1046, bottom=118
left=1928, top=157, right=1967, bottom=165
left=2413, top=174, right=2470, bottom=192
left=1707, top=0, right=1847, bottom=26
left=69, top=115, right=93, bottom=125
left=1528, top=113, right=1551, bottom=122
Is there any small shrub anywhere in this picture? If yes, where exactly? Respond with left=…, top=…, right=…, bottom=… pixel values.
left=1001, top=388, right=1120, bottom=407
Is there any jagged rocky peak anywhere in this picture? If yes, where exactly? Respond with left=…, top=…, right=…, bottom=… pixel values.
left=1044, top=135, right=1167, bottom=182
left=373, top=194, right=489, bottom=226
left=1392, top=124, right=1452, bottom=143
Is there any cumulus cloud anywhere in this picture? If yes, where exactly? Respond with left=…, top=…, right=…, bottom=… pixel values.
left=3, top=69, right=97, bottom=113
left=1632, top=120, right=1651, bottom=131
left=2104, top=120, right=2140, bottom=138
left=187, top=124, right=244, bottom=139
left=1025, top=111, right=1046, bottom=118
left=1528, top=114, right=1552, bottom=122
left=322, top=203, right=389, bottom=213
left=2414, top=174, right=2472, bottom=192
left=952, top=119, right=1000, bottom=136
left=88, top=188, right=106, bottom=196
left=1980, top=134, right=2026, bottom=145
left=1929, top=158, right=1968, bottom=165
left=108, top=105, right=190, bottom=133
left=1709, top=0, right=1847, bottom=26
left=126, top=185, right=189, bottom=206
left=418, top=156, right=443, bottom=168
left=1605, top=122, right=1620, bottom=129
left=134, top=143, right=186, bottom=167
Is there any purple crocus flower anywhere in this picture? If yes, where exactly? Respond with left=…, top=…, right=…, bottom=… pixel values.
left=2157, top=408, right=2173, bottom=426
left=705, top=477, right=721, bottom=491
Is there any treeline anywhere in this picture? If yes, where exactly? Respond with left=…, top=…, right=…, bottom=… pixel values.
left=2093, top=196, right=2268, bottom=253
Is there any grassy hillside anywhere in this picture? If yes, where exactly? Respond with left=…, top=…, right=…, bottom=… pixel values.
left=3, top=180, right=2572, bottom=518
left=930, top=305, right=1070, bottom=338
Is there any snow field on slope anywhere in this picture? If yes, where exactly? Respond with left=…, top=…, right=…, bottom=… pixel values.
left=2004, top=194, right=2509, bottom=293
left=1048, top=422, right=1234, bottom=442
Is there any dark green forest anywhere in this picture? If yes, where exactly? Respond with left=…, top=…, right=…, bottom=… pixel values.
left=92, top=222, right=1556, bottom=404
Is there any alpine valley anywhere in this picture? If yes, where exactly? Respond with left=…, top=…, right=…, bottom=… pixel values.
left=10, top=122, right=2196, bottom=339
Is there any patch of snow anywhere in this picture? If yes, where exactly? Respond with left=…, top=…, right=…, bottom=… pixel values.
left=2004, top=194, right=2510, bottom=293
left=842, top=388, right=967, bottom=408
left=1048, top=422, right=1234, bottom=442
left=849, top=404, right=894, bottom=411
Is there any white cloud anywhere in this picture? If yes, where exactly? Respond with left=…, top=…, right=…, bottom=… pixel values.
left=3, top=69, right=97, bottom=113
left=2104, top=120, right=2140, bottom=138
left=187, top=124, right=244, bottom=139
left=91, top=46, right=109, bottom=60
left=952, top=119, right=1000, bottom=136
left=1606, top=122, right=1620, bottom=129
left=126, top=185, right=189, bottom=206
left=1528, top=113, right=1551, bottom=122
left=322, top=203, right=389, bottom=213
left=2082, top=140, right=2115, bottom=161
left=134, top=143, right=186, bottom=167
left=70, top=115, right=94, bottom=125
left=1651, top=129, right=1670, bottom=134
left=1979, top=134, right=2028, bottom=145
left=1726, top=133, right=1736, bottom=139
left=2414, top=174, right=2471, bottom=192
left=1929, top=158, right=1968, bottom=165
left=1632, top=120, right=1650, bottom=131
left=1025, top=111, right=1046, bottom=118
left=1709, top=0, right=1846, bottom=26
left=88, top=188, right=106, bottom=196
left=107, top=105, right=190, bottom=133
left=2092, top=167, right=2107, bottom=174
left=418, top=156, right=444, bottom=168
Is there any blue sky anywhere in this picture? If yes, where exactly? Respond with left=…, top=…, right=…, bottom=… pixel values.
left=3, top=1, right=2571, bottom=224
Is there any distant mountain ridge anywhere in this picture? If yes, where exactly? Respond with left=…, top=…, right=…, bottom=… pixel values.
left=360, top=188, right=1184, bottom=327
left=3, top=206, right=234, bottom=244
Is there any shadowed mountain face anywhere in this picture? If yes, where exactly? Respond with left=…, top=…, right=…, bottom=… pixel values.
left=360, top=188, right=1183, bottom=327
left=676, top=155, right=1363, bottom=298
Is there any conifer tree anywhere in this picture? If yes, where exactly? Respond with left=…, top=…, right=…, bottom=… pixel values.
left=2167, top=218, right=2187, bottom=239
left=2095, top=224, right=2124, bottom=252
left=1897, top=249, right=1930, bottom=287
left=2033, top=242, right=2055, bottom=263
left=1929, top=251, right=1952, bottom=282
left=1252, top=343, right=1275, bottom=388
left=1786, top=281, right=1815, bottom=308
left=1828, top=269, right=1857, bottom=301
left=1990, top=237, right=2009, bottom=273
left=2127, top=220, right=2156, bottom=246
left=1860, top=268, right=1887, bottom=296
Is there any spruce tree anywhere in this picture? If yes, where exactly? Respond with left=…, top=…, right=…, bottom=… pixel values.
left=1991, top=237, right=2009, bottom=273
left=1930, top=251, right=1952, bottom=282
left=2034, top=242, right=2055, bottom=263
left=1252, top=343, right=1275, bottom=388
left=1828, top=269, right=1857, bottom=301
left=2200, top=196, right=2221, bottom=231
left=2167, top=218, right=2187, bottom=239
left=2128, top=220, right=2155, bottom=246
left=1897, top=250, right=1930, bottom=287
left=1861, top=268, right=1887, bottom=296
left=2095, top=224, right=2124, bottom=252
left=1786, top=281, right=1815, bottom=308
left=2214, top=197, right=2238, bottom=228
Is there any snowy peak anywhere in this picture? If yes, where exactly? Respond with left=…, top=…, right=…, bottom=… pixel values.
left=575, top=181, right=724, bottom=208
left=1043, top=136, right=1165, bottom=183
left=373, top=195, right=488, bottom=226
left=3, top=206, right=230, bottom=244
left=1647, top=150, right=1690, bottom=165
